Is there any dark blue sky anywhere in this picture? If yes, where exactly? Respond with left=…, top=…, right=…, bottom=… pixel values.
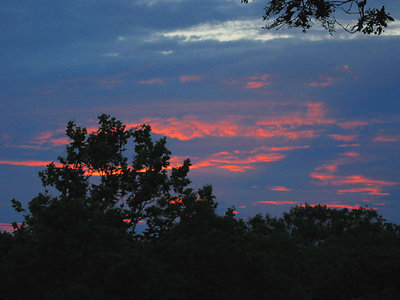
left=1, top=0, right=400, bottom=228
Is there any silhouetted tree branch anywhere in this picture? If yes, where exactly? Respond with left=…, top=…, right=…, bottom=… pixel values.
left=242, top=0, right=395, bottom=34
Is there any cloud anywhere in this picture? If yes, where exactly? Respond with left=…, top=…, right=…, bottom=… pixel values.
left=189, top=149, right=286, bottom=173
left=136, top=0, right=183, bottom=6
left=337, top=187, right=389, bottom=196
left=0, top=223, right=22, bottom=233
left=222, top=73, right=273, bottom=90
left=218, top=165, right=254, bottom=172
left=254, top=145, right=310, bottom=152
left=337, top=121, right=368, bottom=129
left=144, top=117, right=320, bottom=141
left=269, top=186, right=291, bottom=191
left=338, top=143, right=360, bottom=148
left=373, top=136, right=399, bottom=142
left=143, top=102, right=334, bottom=141
left=245, top=82, right=265, bottom=89
left=339, top=152, right=359, bottom=157
left=161, top=20, right=292, bottom=43
left=310, top=148, right=398, bottom=197
left=329, top=134, right=357, bottom=141
left=255, top=200, right=299, bottom=205
left=310, top=170, right=397, bottom=197
left=103, top=52, right=119, bottom=57
left=179, top=75, right=203, bottom=83
left=0, top=160, right=61, bottom=167
left=307, top=75, right=341, bottom=87
left=138, top=78, right=164, bottom=85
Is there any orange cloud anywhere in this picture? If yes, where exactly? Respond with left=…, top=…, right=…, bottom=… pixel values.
left=315, top=164, right=338, bottom=172
left=217, top=165, right=254, bottom=172
left=329, top=134, right=357, bottom=141
left=245, top=82, right=265, bottom=89
left=340, top=152, right=359, bottom=157
left=179, top=75, right=202, bottom=83
left=144, top=103, right=333, bottom=141
left=0, top=160, right=62, bottom=167
left=332, top=175, right=397, bottom=187
left=269, top=186, right=291, bottom=191
left=256, top=200, right=299, bottom=205
left=337, top=187, right=389, bottom=196
left=142, top=118, right=239, bottom=140
left=49, top=137, right=70, bottom=146
left=188, top=148, right=287, bottom=173
left=267, top=145, right=310, bottom=152
left=311, top=164, right=398, bottom=197
left=139, top=78, right=164, bottom=85
left=309, top=172, right=336, bottom=183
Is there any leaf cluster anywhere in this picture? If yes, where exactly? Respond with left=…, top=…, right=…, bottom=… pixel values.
left=242, top=0, right=395, bottom=34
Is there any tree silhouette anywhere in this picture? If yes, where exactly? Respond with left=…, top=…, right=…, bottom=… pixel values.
left=242, top=0, right=395, bottom=34
left=1, top=115, right=400, bottom=299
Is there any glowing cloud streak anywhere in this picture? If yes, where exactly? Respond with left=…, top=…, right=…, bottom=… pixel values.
left=269, top=186, right=291, bottom=191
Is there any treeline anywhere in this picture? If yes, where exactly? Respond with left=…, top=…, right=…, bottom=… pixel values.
left=1, top=115, right=399, bottom=299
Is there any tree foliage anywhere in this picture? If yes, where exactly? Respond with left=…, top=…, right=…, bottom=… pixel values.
left=242, top=0, right=395, bottom=34
left=1, top=115, right=400, bottom=299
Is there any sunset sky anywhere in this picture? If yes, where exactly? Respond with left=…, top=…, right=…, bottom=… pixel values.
left=1, top=0, right=400, bottom=230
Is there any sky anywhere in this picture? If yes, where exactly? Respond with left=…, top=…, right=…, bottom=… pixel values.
left=1, top=0, right=400, bottom=231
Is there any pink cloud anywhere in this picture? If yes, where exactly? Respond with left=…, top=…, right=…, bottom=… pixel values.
left=179, top=75, right=203, bottom=83
left=337, top=121, right=368, bottom=129
left=342, top=64, right=351, bottom=73
left=0, top=223, right=22, bottom=233
left=49, top=137, right=70, bottom=146
left=338, top=144, right=360, bottom=148
left=329, top=134, right=357, bottom=141
left=373, top=136, right=399, bottom=142
left=139, top=78, right=164, bottom=85
left=0, top=223, right=14, bottom=233
left=307, top=75, right=341, bottom=87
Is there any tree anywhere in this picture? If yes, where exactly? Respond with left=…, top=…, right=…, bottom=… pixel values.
left=2, top=115, right=400, bottom=299
left=242, top=0, right=395, bottom=34
left=1, top=114, right=218, bottom=299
